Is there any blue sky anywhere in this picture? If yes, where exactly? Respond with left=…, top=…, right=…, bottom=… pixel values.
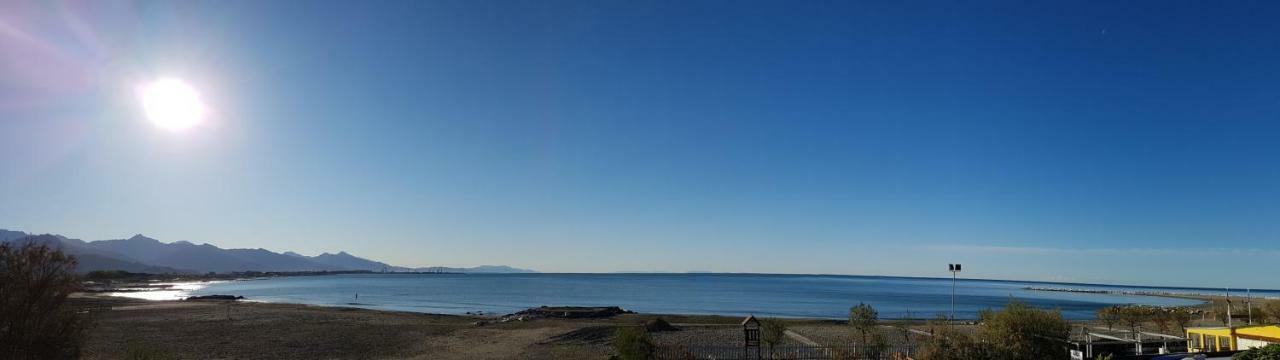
left=3, top=1, right=1280, bottom=288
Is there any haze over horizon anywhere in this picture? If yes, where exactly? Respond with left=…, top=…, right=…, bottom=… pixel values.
left=4, top=1, right=1280, bottom=288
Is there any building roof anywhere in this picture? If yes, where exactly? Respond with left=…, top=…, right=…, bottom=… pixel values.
left=1187, top=324, right=1280, bottom=340
left=1236, top=325, right=1280, bottom=341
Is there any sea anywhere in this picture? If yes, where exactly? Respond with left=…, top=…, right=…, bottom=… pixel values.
left=117, top=273, right=1279, bottom=320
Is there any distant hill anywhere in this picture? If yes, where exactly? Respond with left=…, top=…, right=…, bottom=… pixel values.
left=310, top=251, right=398, bottom=272
left=307, top=251, right=538, bottom=274
left=441, top=265, right=537, bottom=274
left=0, top=229, right=28, bottom=242
left=2, top=233, right=189, bottom=274
left=1, top=229, right=536, bottom=274
left=82, top=235, right=339, bottom=273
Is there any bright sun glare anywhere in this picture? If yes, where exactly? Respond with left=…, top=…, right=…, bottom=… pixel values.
left=138, top=78, right=206, bottom=131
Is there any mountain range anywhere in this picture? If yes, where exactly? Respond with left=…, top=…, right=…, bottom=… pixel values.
left=0, top=229, right=535, bottom=274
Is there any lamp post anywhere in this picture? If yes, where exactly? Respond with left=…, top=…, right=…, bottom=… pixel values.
left=1226, top=287, right=1233, bottom=328
left=948, top=263, right=962, bottom=322
left=1247, top=288, right=1253, bottom=325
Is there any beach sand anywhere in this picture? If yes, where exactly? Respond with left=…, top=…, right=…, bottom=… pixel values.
left=76, top=296, right=618, bottom=360
left=73, top=293, right=1242, bottom=359
left=75, top=295, right=786, bottom=360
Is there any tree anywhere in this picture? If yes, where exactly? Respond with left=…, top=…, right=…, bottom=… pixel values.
left=0, top=241, right=87, bottom=360
left=613, top=327, right=654, bottom=360
left=1151, top=309, right=1173, bottom=333
left=849, top=303, right=879, bottom=345
left=760, top=318, right=788, bottom=358
left=1118, top=306, right=1153, bottom=337
left=1097, top=306, right=1120, bottom=331
left=1171, top=308, right=1194, bottom=333
left=1263, top=301, right=1280, bottom=324
left=975, top=300, right=1072, bottom=360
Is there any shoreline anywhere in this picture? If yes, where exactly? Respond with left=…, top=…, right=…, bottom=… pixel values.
left=89, top=274, right=1232, bottom=322
left=92, top=279, right=1228, bottom=320
left=89, top=289, right=1224, bottom=324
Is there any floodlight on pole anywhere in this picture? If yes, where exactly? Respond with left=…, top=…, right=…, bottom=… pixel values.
left=949, top=263, right=962, bottom=322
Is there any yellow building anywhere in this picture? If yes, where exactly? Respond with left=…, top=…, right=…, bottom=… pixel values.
left=1186, top=325, right=1280, bottom=352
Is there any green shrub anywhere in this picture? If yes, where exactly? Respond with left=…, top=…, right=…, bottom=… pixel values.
left=918, top=300, right=1071, bottom=360
left=760, top=318, right=788, bottom=356
left=613, top=326, right=654, bottom=360
left=860, top=330, right=888, bottom=359
left=976, top=300, right=1071, bottom=360
left=1234, top=344, right=1280, bottom=360
left=1097, top=306, right=1121, bottom=330
left=849, top=302, right=879, bottom=345
left=644, top=317, right=679, bottom=332
left=917, top=324, right=999, bottom=360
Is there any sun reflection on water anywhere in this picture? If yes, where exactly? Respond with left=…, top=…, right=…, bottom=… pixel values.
left=108, top=281, right=222, bottom=301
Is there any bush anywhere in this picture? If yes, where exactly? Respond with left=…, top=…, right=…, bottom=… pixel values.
left=917, top=324, right=1000, bottom=360
left=760, top=318, right=788, bottom=355
left=1097, top=306, right=1120, bottom=330
left=849, top=302, right=879, bottom=345
left=644, top=317, right=679, bottom=332
left=1234, top=344, right=1280, bottom=360
left=613, top=326, right=654, bottom=360
left=976, top=300, right=1071, bottom=360
left=0, top=242, right=87, bottom=360
left=860, top=330, right=889, bottom=359
left=918, top=300, right=1070, bottom=360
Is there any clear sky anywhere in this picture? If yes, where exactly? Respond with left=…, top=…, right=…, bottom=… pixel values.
left=3, top=1, right=1279, bottom=288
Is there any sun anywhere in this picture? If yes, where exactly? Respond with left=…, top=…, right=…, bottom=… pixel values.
left=138, top=78, right=206, bottom=131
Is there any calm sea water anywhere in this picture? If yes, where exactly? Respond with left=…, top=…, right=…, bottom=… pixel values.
left=155, top=273, right=1272, bottom=320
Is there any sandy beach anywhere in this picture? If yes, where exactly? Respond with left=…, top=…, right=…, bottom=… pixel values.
left=73, top=295, right=760, bottom=360
left=72, top=288, right=1246, bottom=360
left=76, top=295, right=597, bottom=359
left=76, top=293, right=937, bottom=359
